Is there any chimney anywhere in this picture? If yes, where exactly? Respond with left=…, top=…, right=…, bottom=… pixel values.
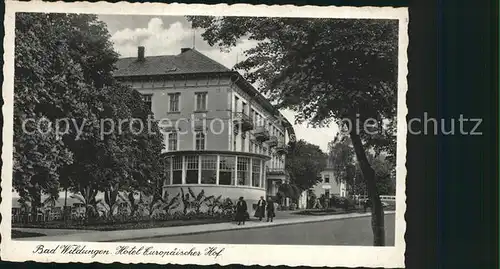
left=137, top=46, right=145, bottom=61
left=181, top=47, right=191, bottom=53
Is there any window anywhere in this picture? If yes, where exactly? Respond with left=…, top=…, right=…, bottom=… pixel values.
left=242, top=102, right=247, bottom=114
left=325, top=190, right=330, bottom=198
left=250, top=141, right=254, bottom=153
left=142, top=94, right=152, bottom=111
left=252, top=159, right=261, bottom=187
left=234, top=96, right=239, bottom=112
left=195, top=132, right=205, bottom=150
left=219, top=156, right=235, bottom=185
left=185, top=155, right=199, bottom=184
left=237, top=157, right=250, bottom=186
left=172, top=156, right=182, bottom=184
left=168, top=93, right=180, bottom=112
left=195, top=92, right=207, bottom=111
left=168, top=132, right=177, bottom=151
left=263, top=147, right=268, bottom=156
left=201, top=155, right=217, bottom=184
left=324, top=175, right=330, bottom=183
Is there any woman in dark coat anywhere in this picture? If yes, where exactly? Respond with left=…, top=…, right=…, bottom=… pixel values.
left=266, top=198, right=276, bottom=222
left=254, top=196, right=266, bottom=221
left=235, top=197, right=248, bottom=225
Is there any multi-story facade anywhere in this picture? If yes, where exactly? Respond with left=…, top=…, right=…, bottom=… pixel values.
left=114, top=47, right=292, bottom=206
left=311, top=168, right=348, bottom=199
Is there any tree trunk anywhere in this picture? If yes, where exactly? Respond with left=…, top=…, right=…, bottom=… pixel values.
left=349, top=131, right=385, bottom=246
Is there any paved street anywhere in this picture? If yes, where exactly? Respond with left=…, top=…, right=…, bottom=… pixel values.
left=129, top=214, right=395, bottom=246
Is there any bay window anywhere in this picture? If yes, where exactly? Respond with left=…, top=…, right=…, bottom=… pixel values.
left=172, top=156, right=182, bottom=184
left=219, top=155, right=235, bottom=185
left=201, top=155, right=217, bottom=184
left=237, top=157, right=250, bottom=186
left=185, top=155, right=199, bottom=184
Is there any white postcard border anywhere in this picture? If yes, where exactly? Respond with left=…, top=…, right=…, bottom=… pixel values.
left=1, top=1, right=408, bottom=267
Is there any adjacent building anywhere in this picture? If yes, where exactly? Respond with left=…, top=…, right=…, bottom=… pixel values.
left=114, top=47, right=293, bottom=206
left=311, top=168, right=348, bottom=199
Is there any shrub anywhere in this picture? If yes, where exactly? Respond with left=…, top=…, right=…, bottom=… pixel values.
left=329, top=196, right=341, bottom=208
left=337, top=197, right=356, bottom=211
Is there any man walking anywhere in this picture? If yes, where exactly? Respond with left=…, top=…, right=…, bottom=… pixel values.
left=266, top=197, right=275, bottom=222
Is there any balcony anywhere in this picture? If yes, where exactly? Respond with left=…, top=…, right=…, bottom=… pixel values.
left=267, top=167, right=286, bottom=176
left=254, top=126, right=270, bottom=142
left=233, top=112, right=254, bottom=132
left=275, top=141, right=287, bottom=155
left=267, top=136, right=278, bottom=147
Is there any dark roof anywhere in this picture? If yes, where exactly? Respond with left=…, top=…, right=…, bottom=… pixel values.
left=113, top=48, right=295, bottom=132
left=114, top=48, right=230, bottom=77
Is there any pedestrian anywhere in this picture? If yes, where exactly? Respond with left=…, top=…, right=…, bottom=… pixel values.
left=254, top=196, right=266, bottom=221
left=266, top=197, right=275, bottom=222
left=363, top=199, right=371, bottom=213
left=235, top=196, right=248, bottom=225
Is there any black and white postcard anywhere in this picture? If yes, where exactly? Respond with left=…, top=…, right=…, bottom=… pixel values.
left=1, top=1, right=408, bottom=267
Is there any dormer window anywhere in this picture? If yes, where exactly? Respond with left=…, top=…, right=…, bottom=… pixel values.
left=141, top=94, right=152, bottom=111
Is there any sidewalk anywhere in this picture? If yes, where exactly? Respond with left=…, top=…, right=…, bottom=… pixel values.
left=13, top=227, right=94, bottom=237
left=17, top=211, right=395, bottom=242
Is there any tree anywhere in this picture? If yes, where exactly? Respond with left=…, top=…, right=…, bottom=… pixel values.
left=277, top=183, right=302, bottom=204
left=329, top=136, right=396, bottom=197
left=14, top=13, right=165, bottom=222
left=188, top=17, right=398, bottom=245
left=328, top=136, right=355, bottom=186
left=285, top=140, right=328, bottom=190
left=355, top=154, right=396, bottom=196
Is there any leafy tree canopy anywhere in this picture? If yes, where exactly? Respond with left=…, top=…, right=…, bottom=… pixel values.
left=14, top=13, right=164, bottom=211
left=285, top=140, right=327, bottom=190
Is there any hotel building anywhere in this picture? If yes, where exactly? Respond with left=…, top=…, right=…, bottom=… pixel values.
left=114, top=47, right=294, bottom=205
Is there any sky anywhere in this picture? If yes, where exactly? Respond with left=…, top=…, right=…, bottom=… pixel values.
left=99, top=15, right=339, bottom=152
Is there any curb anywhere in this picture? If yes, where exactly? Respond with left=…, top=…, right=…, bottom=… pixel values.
left=23, top=211, right=395, bottom=242
left=115, top=211, right=395, bottom=242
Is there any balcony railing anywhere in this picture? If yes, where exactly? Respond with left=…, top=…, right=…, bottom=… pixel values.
left=267, top=167, right=286, bottom=176
left=233, top=112, right=254, bottom=132
left=254, top=126, right=270, bottom=142
left=275, top=140, right=287, bottom=155
left=267, top=136, right=278, bottom=147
